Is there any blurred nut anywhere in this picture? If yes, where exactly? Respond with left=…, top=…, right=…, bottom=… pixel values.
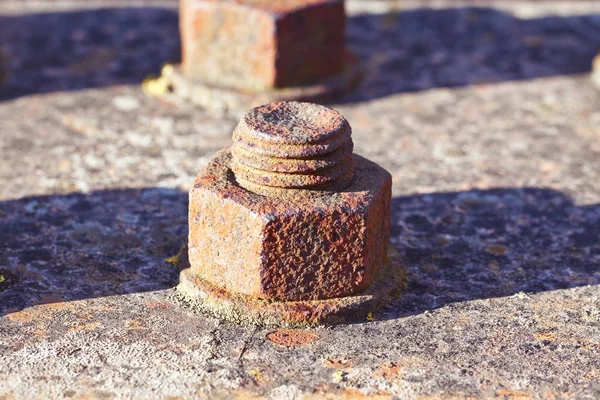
left=180, top=0, right=346, bottom=90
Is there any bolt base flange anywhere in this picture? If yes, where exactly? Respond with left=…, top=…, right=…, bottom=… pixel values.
left=164, top=52, right=362, bottom=115
left=176, top=247, right=406, bottom=327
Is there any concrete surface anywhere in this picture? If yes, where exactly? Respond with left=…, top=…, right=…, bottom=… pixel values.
left=1, top=0, right=600, bottom=398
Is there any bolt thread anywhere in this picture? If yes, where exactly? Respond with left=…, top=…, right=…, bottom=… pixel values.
left=231, top=102, right=354, bottom=190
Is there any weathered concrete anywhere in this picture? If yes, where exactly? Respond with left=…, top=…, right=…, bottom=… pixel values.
left=1, top=0, right=600, bottom=398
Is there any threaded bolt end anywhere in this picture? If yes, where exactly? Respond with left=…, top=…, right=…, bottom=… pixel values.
left=231, top=102, right=354, bottom=191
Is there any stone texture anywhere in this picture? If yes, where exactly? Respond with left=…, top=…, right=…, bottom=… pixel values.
left=179, top=0, right=346, bottom=90
left=2, top=0, right=600, bottom=398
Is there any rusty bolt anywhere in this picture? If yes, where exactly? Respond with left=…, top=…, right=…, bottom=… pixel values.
left=179, top=0, right=346, bottom=90
left=186, top=102, right=391, bottom=303
left=230, top=102, right=355, bottom=192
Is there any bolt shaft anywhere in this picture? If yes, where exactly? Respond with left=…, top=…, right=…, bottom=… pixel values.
left=231, top=102, right=354, bottom=191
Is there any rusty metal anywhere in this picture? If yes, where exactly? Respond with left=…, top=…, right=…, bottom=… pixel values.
left=180, top=0, right=346, bottom=90
left=231, top=102, right=355, bottom=191
left=179, top=101, right=404, bottom=325
left=168, top=0, right=361, bottom=113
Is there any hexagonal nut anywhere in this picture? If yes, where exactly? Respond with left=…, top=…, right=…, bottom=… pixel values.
left=187, top=149, right=391, bottom=302
left=180, top=0, right=346, bottom=90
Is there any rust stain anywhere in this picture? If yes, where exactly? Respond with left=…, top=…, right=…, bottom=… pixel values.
left=543, top=391, right=573, bottom=399
left=323, top=356, right=353, bottom=369
left=486, top=244, right=508, bottom=256
left=494, top=389, right=532, bottom=399
left=68, top=322, right=103, bottom=332
left=266, top=329, right=319, bottom=347
left=7, top=301, right=77, bottom=323
left=534, top=331, right=557, bottom=342
left=372, top=362, right=402, bottom=380
left=147, top=301, right=173, bottom=310
left=7, top=309, right=38, bottom=323
left=303, top=388, right=393, bottom=399
left=342, top=389, right=392, bottom=399
left=195, top=389, right=268, bottom=400
left=124, top=319, right=146, bottom=331
left=32, top=329, right=47, bottom=339
left=75, top=393, right=113, bottom=400
left=232, top=392, right=269, bottom=400
left=416, top=396, right=479, bottom=400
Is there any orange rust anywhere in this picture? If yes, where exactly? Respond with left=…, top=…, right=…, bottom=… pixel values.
left=232, top=392, right=270, bottom=400
left=266, top=329, right=319, bottom=347
left=372, top=362, right=402, bottom=380
left=147, top=301, right=173, bottom=310
left=183, top=102, right=393, bottom=321
left=494, top=389, right=532, bottom=399
left=7, top=301, right=78, bottom=323
left=187, top=126, right=390, bottom=301
left=180, top=0, right=345, bottom=89
left=124, top=319, right=146, bottom=331
left=303, top=388, right=393, bottom=400
left=486, top=244, right=508, bottom=256
left=178, top=245, right=404, bottom=326
left=231, top=102, right=354, bottom=191
left=323, top=356, right=353, bottom=368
